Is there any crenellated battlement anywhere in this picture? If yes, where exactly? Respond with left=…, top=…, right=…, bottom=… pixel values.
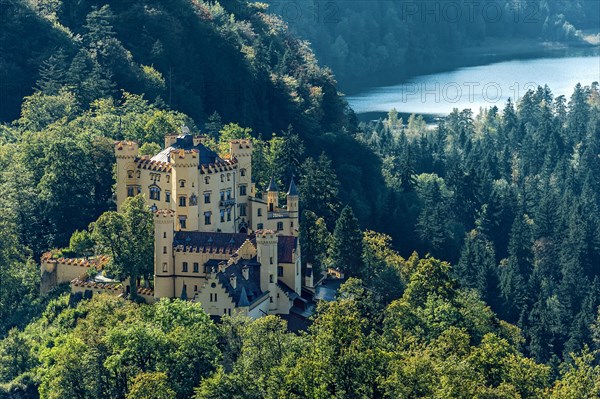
left=153, top=209, right=175, bottom=223
left=114, top=141, right=139, bottom=158
left=170, top=148, right=200, bottom=167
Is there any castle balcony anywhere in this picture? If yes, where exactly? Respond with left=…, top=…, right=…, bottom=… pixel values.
left=219, top=198, right=236, bottom=207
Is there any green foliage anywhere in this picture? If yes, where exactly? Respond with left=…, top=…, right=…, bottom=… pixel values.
left=276, top=0, right=594, bottom=85
left=90, top=195, right=154, bottom=298
left=299, top=210, right=331, bottom=279
left=359, top=83, right=600, bottom=363
left=298, top=153, right=340, bottom=226
left=139, top=142, right=162, bottom=156
left=330, top=206, right=363, bottom=277
left=126, top=372, right=176, bottom=399
left=68, top=230, right=94, bottom=258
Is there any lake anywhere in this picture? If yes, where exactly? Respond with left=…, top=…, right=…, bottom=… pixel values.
left=346, top=52, right=600, bottom=119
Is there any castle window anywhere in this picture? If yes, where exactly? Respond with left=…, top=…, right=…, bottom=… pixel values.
left=194, top=285, right=198, bottom=292
left=278, top=266, right=283, bottom=277
left=163, top=232, right=167, bottom=238
left=163, top=246, right=167, bottom=254
left=179, top=216, right=187, bottom=229
left=227, top=208, right=232, bottom=221
left=189, top=194, right=198, bottom=206
left=205, top=176, right=210, bottom=184
left=162, top=262, right=168, bottom=272
left=240, top=169, right=246, bottom=177
left=127, top=170, right=134, bottom=179
left=165, top=191, right=171, bottom=203
left=226, top=189, right=232, bottom=200
left=239, top=185, right=247, bottom=196
left=182, top=262, right=188, bottom=272
left=239, top=204, right=247, bottom=217
left=277, top=222, right=283, bottom=231
left=257, top=208, right=262, bottom=217
left=227, top=173, right=231, bottom=181
left=204, top=212, right=212, bottom=225
left=193, top=262, right=199, bottom=273
left=166, top=175, right=170, bottom=183
left=127, top=186, right=135, bottom=197
left=136, top=171, right=141, bottom=178
left=210, top=293, right=213, bottom=301
left=149, top=186, right=161, bottom=200
left=204, top=192, right=211, bottom=204
left=220, top=191, right=225, bottom=201
left=257, top=223, right=263, bottom=230
left=179, top=180, right=186, bottom=188
left=270, top=257, right=273, bottom=264
left=220, top=209, right=225, bottom=223
left=220, top=174, right=224, bottom=182
left=290, top=221, right=294, bottom=228
left=179, top=196, right=187, bottom=207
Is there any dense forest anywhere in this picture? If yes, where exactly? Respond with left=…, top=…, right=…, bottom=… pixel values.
left=273, top=0, right=600, bottom=86
left=1, top=0, right=600, bottom=397
left=356, top=83, right=600, bottom=365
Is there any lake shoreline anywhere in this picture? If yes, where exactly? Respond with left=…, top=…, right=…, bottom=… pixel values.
left=340, top=38, right=599, bottom=96
left=347, top=51, right=600, bottom=121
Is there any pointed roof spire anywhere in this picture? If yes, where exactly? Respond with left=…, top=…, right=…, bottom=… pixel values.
left=267, top=176, right=279, bottom=192
left=287, top=176, right=298, bottom=196
left=237, top=286, right=250, bottom=307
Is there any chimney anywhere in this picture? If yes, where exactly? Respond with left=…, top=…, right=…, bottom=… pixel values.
left=242, top=265, right=249, bottom=280
left=230, top=274, right=237, bottom=289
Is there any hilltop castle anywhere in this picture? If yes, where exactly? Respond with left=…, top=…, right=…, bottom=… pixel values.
left=42, top=133, right=315, bottom=319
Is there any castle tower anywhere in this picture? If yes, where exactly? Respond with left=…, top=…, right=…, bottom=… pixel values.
left=170, top=148, right=200, bottom=231
left=256, top=230, right=278, bottom=312
left=230, top=139, right=253, bottom=231
left=286, top=177, right=299, bottom=236
left=266, top=177, right=279, bottom=212
left=114, top=141, right=139, bottom=211
left=154, top=209, right=175, bottom=299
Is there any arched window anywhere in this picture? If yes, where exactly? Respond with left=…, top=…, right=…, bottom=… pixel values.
left=205, top=176, right=210, bottom=184
left=227, top=173, right=231, bottom=181
left=220, top=174, right=225, bottom=182
left=240, top=169, right=246, bottom=177
left=166, top=175, right=170, bottom=183
left=136, top=171, right=141, bottom=178
left=179, top=179, right=186, bottom=188
left=127, top=170, right=134, bottom=179
left=149, top=186, right=161, bottom=200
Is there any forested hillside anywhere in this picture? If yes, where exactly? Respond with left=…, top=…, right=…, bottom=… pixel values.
left=1, top=0, right=600, bottom=397
left=357, top=83, right=600, bottom=364
left=275, top=0, right=599, bottom=86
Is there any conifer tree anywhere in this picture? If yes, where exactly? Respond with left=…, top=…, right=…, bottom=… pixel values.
left=36, top=50, right=68, bottom=95
left=298, top=153, right=340, bottom=227
left=499, top=212, right=533, bottom=322
left=299, top=210, right=331, bottom=278
left=456, top=229, right=500, bottom=309
left=330, top=206, right=363, bottom=277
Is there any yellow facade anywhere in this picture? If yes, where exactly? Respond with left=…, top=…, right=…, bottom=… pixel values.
left=117, top=133, right=302, bottom=318
left=42, top=133, right=304, bottom=320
